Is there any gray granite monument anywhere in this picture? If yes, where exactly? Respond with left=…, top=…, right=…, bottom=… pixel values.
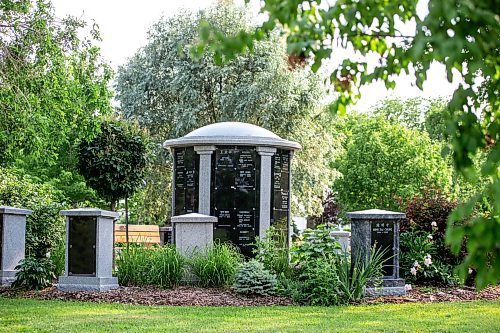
left=163, top=122, right=300, bottom=257
left=57, top=208, right=119, bottom=292
left=347, top=209, right=406, bottom=296
left=171, top=213, right=217, bottom=256
left=0, top=206, right=32, bottom=286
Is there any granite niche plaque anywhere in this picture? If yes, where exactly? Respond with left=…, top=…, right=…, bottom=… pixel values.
left=211, top=146, right=259, bottom=257
left=348, top=209, right=406, bottom=296
left=371, top=221, right=395, bottom=276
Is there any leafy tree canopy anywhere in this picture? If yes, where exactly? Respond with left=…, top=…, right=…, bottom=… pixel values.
left=78, top=119, right=151, bottom=211
left=0, top=0, right=113, bottom=164
left=371, top=97, right=449, bottom=141
left=332, top=114, right=453, bottom=212
left=196, top=0, right=499, bottom=289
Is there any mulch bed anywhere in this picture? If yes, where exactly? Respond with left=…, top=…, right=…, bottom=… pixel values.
left=1, top=285, right=498, bottom=307
left=359, top=285, right=500, bottom=304
left=0, top=285, right=293, bottom=306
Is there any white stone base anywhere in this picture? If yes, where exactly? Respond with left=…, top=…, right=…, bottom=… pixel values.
left=0, top=270, right=16, bottom=286
left=57, top=276, right=119, bottom=292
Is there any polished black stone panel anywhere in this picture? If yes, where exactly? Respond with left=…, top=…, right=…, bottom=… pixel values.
left=0, top=214, right=3, bottom=268
left=371, top=221, right=395, bottom=276
left=211, top=146, right=259, bottom=257
left=173, top=147, right=199, bottom=216
left=68, top=216, right=96, bottom=276
left=271, top=150, right=291, bottom=234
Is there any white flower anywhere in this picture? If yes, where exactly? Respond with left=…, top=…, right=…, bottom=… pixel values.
left=405, top=284, right=412, bottom=292
left=413, top=261, right=421, bottom=268
left=431, top=221, right=437, bottom=227
left=468, top=268, right=473, bottom=274
left=427, top=234, right=433, bottom=240
left=45, top=252, right=51, bottom=258
left=410, top=267, right=417, bottom=276
left=424, top=256, right=432, bottom=267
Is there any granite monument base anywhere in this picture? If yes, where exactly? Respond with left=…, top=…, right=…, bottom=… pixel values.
left=0, top=270, right=16, bottom=286
left=365, top=278, right=406, bottom=296
left=57, top=276, right=119, bottom=292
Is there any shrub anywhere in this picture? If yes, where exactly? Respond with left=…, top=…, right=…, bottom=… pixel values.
left=400, top=228, right=458, bottom=286
left=275, top=276, right=306, bottom=303
left=402, top=187, right=458, bottom=240
left=0, top=168, right=67, bottom=258
left=233, top=260, right=277, bottom=295
left=253, top=226, right=292, bottom=277
left=290, top=224, right=340, bottom=264
left=115, top=245, right=184, bottom=288
left=297, top=256, right=342, bottom=306
left=190, top=243, right=242, bottom=287
left=293, top=247, right=385, bottom=306
left=12, top=257, right=56, bottom=290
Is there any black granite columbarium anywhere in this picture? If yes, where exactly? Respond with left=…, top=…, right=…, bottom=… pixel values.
left=164, top=122, right=300, bottom=257
left=347, top=209, right=406, bottom=296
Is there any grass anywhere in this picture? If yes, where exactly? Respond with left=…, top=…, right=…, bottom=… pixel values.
left=0, top=298, right=499, bottom=332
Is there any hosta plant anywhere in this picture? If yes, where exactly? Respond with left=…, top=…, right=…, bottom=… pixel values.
left=12, top=257, right=56, bottom=290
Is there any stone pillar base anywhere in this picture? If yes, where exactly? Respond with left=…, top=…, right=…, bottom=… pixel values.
left=0, top=270, right=16, bottom=286
left=57, top=276, right=119, bottom=292
left=366, top=278, right=406, bottom=296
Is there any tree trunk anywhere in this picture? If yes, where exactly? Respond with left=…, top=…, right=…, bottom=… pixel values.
left=125, top=195, right=129, bottom=250
left=110, top=200, right=116, bottom=212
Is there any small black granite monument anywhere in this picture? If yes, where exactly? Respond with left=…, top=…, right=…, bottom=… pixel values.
left=347, top=209, right=406, bottom=296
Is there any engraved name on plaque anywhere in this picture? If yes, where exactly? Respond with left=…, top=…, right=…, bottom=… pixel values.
left=371, top=221, right=395, bottom=276
left=174, top=147, right=199, bottom=216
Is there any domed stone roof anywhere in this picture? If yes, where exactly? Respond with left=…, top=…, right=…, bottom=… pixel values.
left=186, top=122, right=280, bottom=139
left=163, top=122, right=300, bottom=150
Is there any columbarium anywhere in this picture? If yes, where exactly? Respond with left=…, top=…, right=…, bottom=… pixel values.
left=163, top=122, right=300, bottom=257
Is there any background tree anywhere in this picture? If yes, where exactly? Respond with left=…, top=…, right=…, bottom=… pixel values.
left=0, top=0, right=113, bottom=203
left=371, top=97, right=449, bottom=141
left=78, top=119, right=150, bottom=212
left=332, top=114, right=453, bottom=213
left=197, top=0, right=499, bottom=288
left=115, top=3, right=333, bottom=218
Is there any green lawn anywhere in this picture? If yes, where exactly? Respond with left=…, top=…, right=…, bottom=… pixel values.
left=0, top=298, right=499, bottom=332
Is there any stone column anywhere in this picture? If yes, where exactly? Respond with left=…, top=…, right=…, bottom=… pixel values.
left=347, top=209, right=406, bottom=296
left=194, top=145, right=216, bottom=215
left=0, top=206, right=32, bottom=286
left=171, top=213, right=217, bottom=256
left=256, top=147, right=277, bottom=239
left=331, top=229, right=351, bottom=253
left=57, top=208, right=120, bottom=292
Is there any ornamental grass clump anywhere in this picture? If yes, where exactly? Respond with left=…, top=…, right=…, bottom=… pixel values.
left=233, top=260, right=277, bottom=296
left=190, top=243, right=242, bottom=287
left=115, top=245, right=184, bottom=288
